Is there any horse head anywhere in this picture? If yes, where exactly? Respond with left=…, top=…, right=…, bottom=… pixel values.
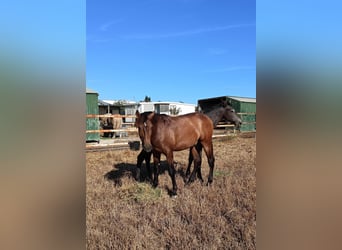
left=135, top=111, right=155, bottom=152
left=221, top=105, right=242, bottom=130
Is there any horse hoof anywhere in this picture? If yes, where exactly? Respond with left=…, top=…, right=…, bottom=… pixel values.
left=170, top=191, right=177, bottom=197
left=187, top=176, right=196, bottom=184
left=186, top=180, right=194, bottom=186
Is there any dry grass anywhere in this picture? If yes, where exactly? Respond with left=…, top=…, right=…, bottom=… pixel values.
left=86, top=135, right=256, bottom=249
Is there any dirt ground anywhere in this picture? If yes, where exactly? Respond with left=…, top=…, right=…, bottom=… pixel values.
left=86, top=133, right=256, bottom=249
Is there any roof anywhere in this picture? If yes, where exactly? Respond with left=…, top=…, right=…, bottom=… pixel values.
left=198, top=95, right=256, bottom=103
left=139, top=101, right=196, bottom=106
left=86, top=88, right=98, bottom=94
left=101, top=100, right=116, bottom=105
left=228, top=96, right=256, bottom=103
left=98, top=99, right=110, bottom=106
left=102, top=100, right=138, bottom=106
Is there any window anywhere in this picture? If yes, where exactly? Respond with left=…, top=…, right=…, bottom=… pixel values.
left=159, top=104, right=169, bottom=112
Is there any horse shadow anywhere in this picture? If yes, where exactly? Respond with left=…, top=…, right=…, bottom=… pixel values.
left=104, top=162, right=136, bottom=186
left=104, top=161, right=189, bottom=187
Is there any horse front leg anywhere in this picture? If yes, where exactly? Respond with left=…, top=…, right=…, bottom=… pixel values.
left=166, top=152, right=177, bottom=196
left=136, top=149, right=146, bottom=181
left=152, top=151, right=161, bottom=188
left=144, top=151, right=153, bottom=182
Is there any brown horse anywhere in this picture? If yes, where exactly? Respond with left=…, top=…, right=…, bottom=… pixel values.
left=135, top=111, right=215, bottom=196
left=135, top=101, right=241, bottom=183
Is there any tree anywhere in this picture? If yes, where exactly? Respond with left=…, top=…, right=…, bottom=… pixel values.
left=143, top=96, right=151, bottom=102
left=169, top=106, right=181, bottom=115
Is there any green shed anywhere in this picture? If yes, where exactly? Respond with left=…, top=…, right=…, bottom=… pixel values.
left=198, top=96, right=256, bottom=132
left=86, top=88, right=100, bottom=142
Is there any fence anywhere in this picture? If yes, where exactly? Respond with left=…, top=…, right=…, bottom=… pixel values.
left=86, top=113, right=256, bottom=137
left=86, top=114, right=137, bottom=135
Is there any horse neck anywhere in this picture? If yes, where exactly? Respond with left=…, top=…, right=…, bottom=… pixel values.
left=205, top=108, right=224, bottom=127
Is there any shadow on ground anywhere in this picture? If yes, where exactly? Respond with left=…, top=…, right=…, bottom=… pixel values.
left=104, top=161, right=189, bottom=187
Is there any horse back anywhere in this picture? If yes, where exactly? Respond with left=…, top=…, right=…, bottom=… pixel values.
left=151, top=112, right=213, bottom=152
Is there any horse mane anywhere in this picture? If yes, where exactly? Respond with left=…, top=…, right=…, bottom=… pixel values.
left=153, top=113, right=172, bottom=125
left=140, top=111, right=154, bottom=122
left=204, top=107, right=225, bottom=127
left=202, top=102, right=235, bottom=127
left=137, top=112, right=171, bottom=126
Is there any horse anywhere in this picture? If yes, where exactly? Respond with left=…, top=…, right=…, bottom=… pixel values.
left=99, top=115, right=114, bottom=138
left=135, top=101, right=242, bottom=183
left=135, top=110, right=215, bottom=196
left=185, top=102, right=241, bottom=179
left=99, top=114, right=123, bottom=138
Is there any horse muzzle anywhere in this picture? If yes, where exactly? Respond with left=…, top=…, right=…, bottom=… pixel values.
left=235, top=120, right=242, bottom=131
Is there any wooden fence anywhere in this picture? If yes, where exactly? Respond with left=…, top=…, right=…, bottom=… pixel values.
left=86, top=113, right=255, bottom=151
left=86, top=114, right=136, bottom=134
left=86, top=113, right=255, bottom=135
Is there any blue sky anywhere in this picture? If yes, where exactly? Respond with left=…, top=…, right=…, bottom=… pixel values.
left=87, top=0, right=255, bottom=104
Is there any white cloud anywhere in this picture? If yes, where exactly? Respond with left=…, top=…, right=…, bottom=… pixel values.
left=207, top=48, right=227, bottom=55
left=121, top=23, right=255, bottom=39
left=204, top=66, right=255, bottom=73
left=100, top=19, right=123, bottom=31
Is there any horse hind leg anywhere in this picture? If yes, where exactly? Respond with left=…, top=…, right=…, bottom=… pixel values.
left=195, top=143, right=204, bottom=182
left=185, top=147, right=193, bottom=177
left=166, top=152, right=177, bottom=196
left=187, top=146, right=202, bottom=184
left=186, top=143, right=203, bottom=182
left=202, top=142, right=215, bottom=185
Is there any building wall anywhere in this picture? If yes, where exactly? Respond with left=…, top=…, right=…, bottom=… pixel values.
left=138, top=102, right=195, bottom=115
left=232, top=100, right=256, bottom=132
left=124, top=105, right=138, bottom=123
left=138, top=102, right=155, bottom=113
left=99, top=106, right=110, bottom=115
left=227, top=97, right=256, bottom=132
left=86, top=92, right=100, bottom=141
left=173, top=103, right=196, bottom=115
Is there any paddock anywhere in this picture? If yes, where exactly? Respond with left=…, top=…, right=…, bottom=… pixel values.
left=86, top=133, right=256, bottom=249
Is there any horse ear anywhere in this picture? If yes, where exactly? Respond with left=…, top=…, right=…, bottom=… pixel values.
left=135, top=110, right=140, bottom=118
left=222, top=99, right=233, bottom=107
left=221, top=99, right=228, bottom=107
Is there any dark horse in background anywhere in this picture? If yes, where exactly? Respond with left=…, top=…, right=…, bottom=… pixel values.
left=135, top=111, right=215, bottom=196
left=135, top=101, right=242, bottom=184
left=185, top=101, right=242, bottom=179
